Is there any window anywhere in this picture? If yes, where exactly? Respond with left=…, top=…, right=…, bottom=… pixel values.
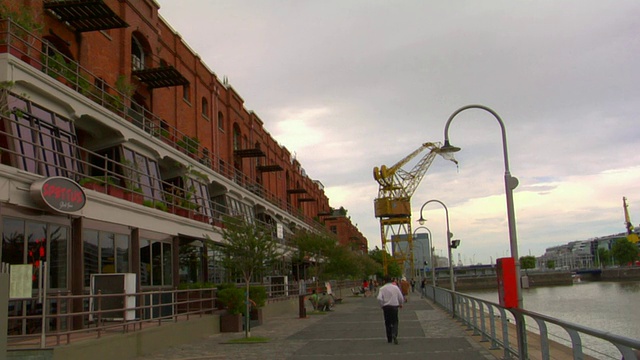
left=122, top=147, right=163, bottom=202
left=201, top=97, right=209, bottom=118
left=131, top=36, right=144, bottom=71
left=217, top=111, right=224, bottom=131
left=83, top=229, right=130, bottom=287
left=7, top=95, right=82, bottom=178
left=183, top=84, right=190, bottom=102
left=1, top=218, right=69, bottom=290
left=139, top=239, right=172, bottom=287
left=330, top=225, right=337, bottom=235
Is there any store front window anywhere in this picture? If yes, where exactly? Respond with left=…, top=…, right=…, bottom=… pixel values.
left=1, top=217, right=69, bottom=290
left=139, top=239, right=172, bottom=287
left=83, top=229, right=130, bottom=287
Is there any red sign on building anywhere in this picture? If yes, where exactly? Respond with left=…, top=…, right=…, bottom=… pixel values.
left=30, top=177, right=86, bottom=213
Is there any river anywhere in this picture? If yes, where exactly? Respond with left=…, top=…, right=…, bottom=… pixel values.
left=463, top=281, right=640, bottom=359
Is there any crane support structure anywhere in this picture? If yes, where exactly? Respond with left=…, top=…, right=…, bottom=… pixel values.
left=623, top=197, right=638, bottom=244
left=373, top=142, right=456, bottom=276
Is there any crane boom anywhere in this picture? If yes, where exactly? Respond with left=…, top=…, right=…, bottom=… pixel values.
left=373, top=142, right=456, bottom=276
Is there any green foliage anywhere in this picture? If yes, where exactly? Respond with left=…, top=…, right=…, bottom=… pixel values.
left=612, top=238, right=639, bottom=265
left=153, top=200, right=168, bottom=212
left=177, top=135, right=200, bottom=155
left=249, top=286, right=267, bottom=308
left=115, top=75, right=136, bottom=98
left=0, top=4, right=43, bottom=36
left=519, top=255, right=536, bottom=270
left=546, top=260, right=555, bottom=269
left=216, top=287, right=245, bottom=315
left=597, top=248, right=611, bottom=267
left=291, top=230, right=338, bottom=284
left=216, top=216, right=279, bottom=283
left=142, top=199, right=153, bottom=207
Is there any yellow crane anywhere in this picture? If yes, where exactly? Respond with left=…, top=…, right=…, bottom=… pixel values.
left=623, top=197, right=638, bottom=243
left=373, top=142, right=456, bottom=276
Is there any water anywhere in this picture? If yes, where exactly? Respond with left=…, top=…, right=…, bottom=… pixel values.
left=464, top=281, right=640, bottom=359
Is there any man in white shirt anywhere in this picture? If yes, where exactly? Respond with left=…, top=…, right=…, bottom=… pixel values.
left=376, top=275, right=405, bottom=344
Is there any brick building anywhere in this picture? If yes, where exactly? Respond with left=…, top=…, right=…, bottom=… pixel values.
left=0, top=0, right=366, bottom=335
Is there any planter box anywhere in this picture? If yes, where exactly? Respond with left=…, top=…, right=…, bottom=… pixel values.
left=107, top=186, right=126, bottom=199
left=250, top=308, right=263, bottom=325
left=220, top=313, right=242, bottom=333
left=82, top=182, right=105, bottom=193
left=125, top=192, right=144, bottom=204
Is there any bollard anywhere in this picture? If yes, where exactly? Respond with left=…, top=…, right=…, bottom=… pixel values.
left=298, top=294, right=306, bottom=318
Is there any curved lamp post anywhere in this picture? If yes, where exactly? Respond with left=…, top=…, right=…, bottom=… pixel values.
left=417, top=199, right=455, bottom=292
left=439, top=104, right=521, bottom=308
left=413, top=226, right=435, bottom=288
left=440, top=104, right=526, bottom=359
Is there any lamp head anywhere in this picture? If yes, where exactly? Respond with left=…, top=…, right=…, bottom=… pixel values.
left=440, top=139, right=461, bottom=153
left=418, top=217, right=425, bottom=225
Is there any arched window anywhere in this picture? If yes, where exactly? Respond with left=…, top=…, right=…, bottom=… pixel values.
left=201, top=97, right=209, bottom=118
left=131, top=36, right=144, bottom=71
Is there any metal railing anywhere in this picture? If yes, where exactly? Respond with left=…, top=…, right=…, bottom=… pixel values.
left=6, top=280, right=357, bottom=350
left=0, top=17, right=327, bottom=233
left=426, top=285, right=640, bottom=359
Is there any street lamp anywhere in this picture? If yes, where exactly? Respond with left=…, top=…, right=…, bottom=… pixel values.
left=439, top=104, right=522, bottom=308
left=413, top=226, right=435, bottom=288
left=417, top=199, right=455, bottom=292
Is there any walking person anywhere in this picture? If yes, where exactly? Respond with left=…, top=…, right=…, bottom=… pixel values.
left=377, top=275, right=405, bottom=344
left=420, top=278, right=427, bottom=298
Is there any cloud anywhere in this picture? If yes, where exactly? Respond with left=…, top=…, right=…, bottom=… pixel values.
left=157, top=0, right=640, bottom=264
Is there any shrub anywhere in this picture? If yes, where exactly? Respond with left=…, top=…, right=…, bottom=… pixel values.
left=216, top=287, right=245, bottom=315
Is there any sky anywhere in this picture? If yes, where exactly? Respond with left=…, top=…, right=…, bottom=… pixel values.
left=155, top=0, right=640, bottom=265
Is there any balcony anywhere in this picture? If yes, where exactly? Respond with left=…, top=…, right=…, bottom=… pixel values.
left=0, top=18, right=328, bottom=234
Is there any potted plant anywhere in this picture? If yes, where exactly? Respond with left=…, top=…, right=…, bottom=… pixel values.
left=217, top=286, right=245, bottom=332
left=78, top=176, right=107, bottom=193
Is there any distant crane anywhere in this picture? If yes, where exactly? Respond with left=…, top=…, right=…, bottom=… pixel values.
left=373, top=142, right=456, bottom=276
left=623, top=197, right=638, bottom=243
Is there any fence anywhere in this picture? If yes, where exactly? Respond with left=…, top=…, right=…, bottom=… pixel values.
left=5, top=279, right=357, bottom=350
left=426, top=285, right=640, bottom=359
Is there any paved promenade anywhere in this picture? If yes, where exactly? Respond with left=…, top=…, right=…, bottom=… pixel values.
left=137, top=292, right=499, bottom=360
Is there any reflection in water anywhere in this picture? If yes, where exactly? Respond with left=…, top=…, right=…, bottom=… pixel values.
left=465, top=281, right=640, bottom=359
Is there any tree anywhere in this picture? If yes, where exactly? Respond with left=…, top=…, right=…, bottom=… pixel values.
left=611, top=238, right=639, bottom=266
left=546, top=260, right=555, bottom=269
left=216, top=216, right=279, bottom=338
left=520, top=256, right=536, bottom=270
left=290, top=230, right=337, bottom=291
left=597, top=248, right=611, bottom=267
left=368, top=248, right=401, bottom=278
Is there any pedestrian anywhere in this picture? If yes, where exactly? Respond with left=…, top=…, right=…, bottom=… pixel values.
left=420, top=278, right=427, bottom=298
left=400, top=276, right=410, bottom=301
left=377, top=275, right=405, bottom=345
left=410, top=278, right=416, bottom=293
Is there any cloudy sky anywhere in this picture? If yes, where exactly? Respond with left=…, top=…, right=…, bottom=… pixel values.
left=156, top=0, right=640, bottom=265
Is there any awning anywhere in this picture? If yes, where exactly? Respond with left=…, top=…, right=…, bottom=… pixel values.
left=133, top=65, right=190, bottom=89
left=44, top=0, right=129, bottom=32
left=257, top=164, right=284, bottom=172
left=234, top=148, right=266, bottom=158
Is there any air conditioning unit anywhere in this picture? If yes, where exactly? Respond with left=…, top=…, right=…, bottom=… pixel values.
left=90, top=273, right=136, bottom=321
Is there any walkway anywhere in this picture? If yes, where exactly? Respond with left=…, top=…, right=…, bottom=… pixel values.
left=137, top=292, right=499, bottom=360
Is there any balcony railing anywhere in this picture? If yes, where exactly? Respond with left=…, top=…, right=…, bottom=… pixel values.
left=0, top=18, right=327, bottom=234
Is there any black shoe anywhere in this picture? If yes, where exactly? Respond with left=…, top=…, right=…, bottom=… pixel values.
left=393, top=336, right=398, bottom=345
